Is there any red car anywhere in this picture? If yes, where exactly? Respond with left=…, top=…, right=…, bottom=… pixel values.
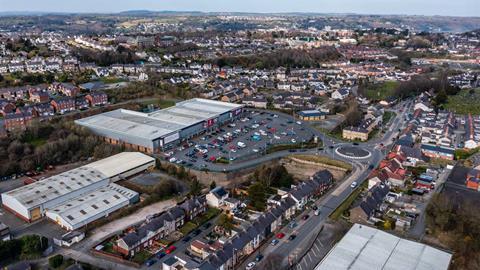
left=165, top=246, right=176, bottom=254
left=276, top=232, right=285, bottom=239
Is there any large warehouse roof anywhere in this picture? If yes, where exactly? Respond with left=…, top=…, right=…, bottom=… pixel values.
left=75, top=98, right=244, bottom=140
left=86, top=152, right=155, bottom=178
left=4, top=166, right=107, bottom=209
left=46, top=183, right=137, bottom=229
left=2, top=152, right=153, bottom=210
left=315, top=223, right=452, bottom=270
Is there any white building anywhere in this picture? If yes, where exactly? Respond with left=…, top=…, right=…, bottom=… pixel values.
left=1, top=152, right=154, bottom=226
left=315, top=223, right=452, bottom=270
left=206, top=186, right=229, bottom=208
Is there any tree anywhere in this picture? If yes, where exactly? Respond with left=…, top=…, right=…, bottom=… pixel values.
left=189, top=177, right=202, bottom=196
left=20, top=235, right=48, bottom=258
left=210, top=181, right=217, bottom=190
left=216, top=213, right=235, bottom=233
left=49, top=254, right=64, bottom=268
left=434, top=90, right=448, bottom=106
left=263, top=253, right=284, bottom=270
left=247, top=182, right=267, bottom=211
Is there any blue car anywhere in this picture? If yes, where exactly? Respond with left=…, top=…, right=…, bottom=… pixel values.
left=145, top=259, right=156, bottom=266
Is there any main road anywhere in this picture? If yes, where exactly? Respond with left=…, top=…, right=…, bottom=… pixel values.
left=237, top=100, right=412, bottom=270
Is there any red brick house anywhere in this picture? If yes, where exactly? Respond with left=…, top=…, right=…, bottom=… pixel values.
left=0, top=100, right=16, bottom=116
left=51, top=97, right=75, bottom=114
left=50, top=82, right=79, bottom=97
left=29, top=90, right=50, bottom=103
left=4, top=112, right=33, bottom=131
left=86, top=91, right=108, bottom=106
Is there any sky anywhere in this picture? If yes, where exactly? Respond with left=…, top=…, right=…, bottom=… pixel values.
left=0, top=0, right=479, bottom=17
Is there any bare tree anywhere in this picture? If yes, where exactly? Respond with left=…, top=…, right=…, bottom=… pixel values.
left=263, top=253, right=285, bottom=270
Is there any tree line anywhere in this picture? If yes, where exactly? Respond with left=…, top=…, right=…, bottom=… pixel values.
left=0, top=120, right=122, bottom=177
left=426, top=193, right=480, bottom=270
left=214, top=47, right=341, bottom=69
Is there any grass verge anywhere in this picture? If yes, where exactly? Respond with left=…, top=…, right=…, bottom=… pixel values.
left=291, top=154, right=353, bottom=171
left=329, top=181, right=366, bottom=220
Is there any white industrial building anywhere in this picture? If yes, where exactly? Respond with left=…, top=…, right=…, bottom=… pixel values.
left=45, top=183, right=137, bottom=230
left=315, top=223, right=452, bottom=270
left=75, top=98, right=245, bottom=153
left=1, top=152, right=154, bottom=229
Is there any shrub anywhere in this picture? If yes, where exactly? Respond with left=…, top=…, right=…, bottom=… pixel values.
left=49, top=254, right=64, bottom=268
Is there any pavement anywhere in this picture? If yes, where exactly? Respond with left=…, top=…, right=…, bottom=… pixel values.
left=237, top=100, right=413, bottom=270
left=1, top=100, right=413, bottom=270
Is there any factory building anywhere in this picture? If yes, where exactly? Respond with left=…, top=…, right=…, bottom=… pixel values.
left=1, top=152, right=154, bottom=229
left=74, top=98, right=245, bottom=153
left=315, top=223, right=452, bottom=270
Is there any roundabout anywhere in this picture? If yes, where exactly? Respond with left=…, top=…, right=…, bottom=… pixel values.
left=335, top=145, right=371, bottom=159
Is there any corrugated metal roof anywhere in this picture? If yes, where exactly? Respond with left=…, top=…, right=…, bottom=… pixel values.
left=76, top=98, right=244, bottom=141
left=315, top=223, right=452, bottom=270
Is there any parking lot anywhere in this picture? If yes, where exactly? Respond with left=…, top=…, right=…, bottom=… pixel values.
left=165, top=110, right=315, bottom=170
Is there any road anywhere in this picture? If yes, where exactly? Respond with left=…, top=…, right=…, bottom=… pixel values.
left=237, top=100, right=413, bottom=270
left=44, top=100, right=411, bottom=270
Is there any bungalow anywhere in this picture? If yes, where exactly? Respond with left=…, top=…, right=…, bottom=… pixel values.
left=297, top=110, right=326, bottom=121
left=206, top=187, right=229, bottom=208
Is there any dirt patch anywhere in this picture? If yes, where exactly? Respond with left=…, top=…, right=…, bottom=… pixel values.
left=189, top=156, right=347, bottom=188
left=280, top=156, right=347, bottom=181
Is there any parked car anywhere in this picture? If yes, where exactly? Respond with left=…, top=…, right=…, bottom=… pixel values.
left=350, top=181, right=358, bottom=188
left=314, top=210, right=321, bottom=216
left=145, top=259, right=156, bottom=266
left=289, top=222, right=297, bottom=228
left=255, top=254, right=264, bottom=262
left=276, top=232, right=285, bottom=239
left=156, top=252, right=166, bottom=259
left=302, top=214, right=309, bottom=220
left=165, top=246, right=176, bottom=254
left=246, top=262, right=256, bottom=270
left=288, top=234, right=297, bottom=241
left=271, top=239, right=279, bottom=246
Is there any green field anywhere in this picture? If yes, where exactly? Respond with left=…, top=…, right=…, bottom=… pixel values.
left=365, top=81, right=399, bottom=100
left=444, top=88, right=480, bottom=115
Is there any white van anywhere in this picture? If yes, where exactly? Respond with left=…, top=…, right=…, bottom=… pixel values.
left=237, top=142, right=246, bottom=148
